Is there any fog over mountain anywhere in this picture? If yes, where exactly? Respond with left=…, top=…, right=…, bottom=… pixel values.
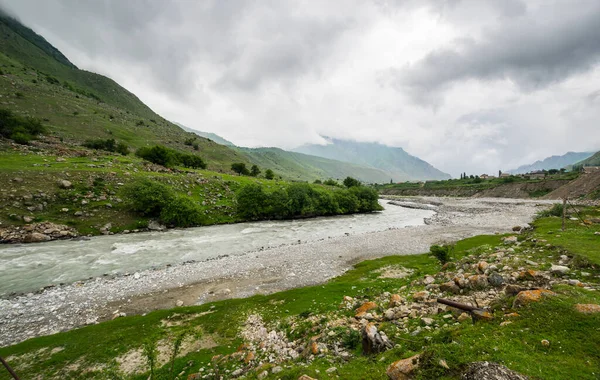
left=3, top=0, right=600, bottom=176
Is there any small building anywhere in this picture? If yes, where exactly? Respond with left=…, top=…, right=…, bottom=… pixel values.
left=499, top=172, right=511, bottom=178
left=525, top=170, right=546, bottom=180
left=480, top=174, right=489, bottom=179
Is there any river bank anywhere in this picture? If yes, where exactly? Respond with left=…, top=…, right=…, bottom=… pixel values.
left=0, top=197, right=556, bottom=347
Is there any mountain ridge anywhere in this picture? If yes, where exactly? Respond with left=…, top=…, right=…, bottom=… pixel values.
left=293, top=137, right=450, bottom=181
left=509, top=151, right=594, bottom=174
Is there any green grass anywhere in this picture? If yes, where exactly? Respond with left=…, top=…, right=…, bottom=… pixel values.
left=1, top=224, right=599, bottom=379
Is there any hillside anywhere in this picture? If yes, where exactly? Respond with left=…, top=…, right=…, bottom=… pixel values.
left=0, top=11, right=248, bottom=172
left=238, top=147, right=392, bottom=183
left=174, top=122, right=235, bottom=146
left=575, top=151, right=600, bottom=167
left=293, top=137, right=450, bottom=181
left=509, top=151, right=594, bottom=174
left=174, top=123, right=395, bottom=183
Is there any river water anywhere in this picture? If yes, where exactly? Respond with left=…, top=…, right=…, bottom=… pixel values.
left=0, top=201, right=434, bottom=295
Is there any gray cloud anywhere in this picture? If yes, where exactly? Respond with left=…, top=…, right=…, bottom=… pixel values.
left=388, top=1, right=600, bottom=102
left=1, top=0, right=599, bottom=177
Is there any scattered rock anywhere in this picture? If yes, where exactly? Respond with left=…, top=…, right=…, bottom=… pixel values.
left=58, top=180, right=72, bottom=189
left=24, top=232, right=51, bottom=243
left=574, top=304, right=600, bottom=314
left=389, top=294, right=403, bottom=307
left=326, top=367, right=337, bottom=373
left=362, top=322, right=393, bottom=354
left=541, top=339, right=550, bottom=347
left=462, top=361, right=529, bottom=380
left=550, top=265, right=569, bottom=275
left=386, top=353, right=421, bottom=380
left=298, top=376, right=316, bottom=380
left=457, top=313, right=470, bottom=322
left=423, top=275, right=435, bottom=284
left=513, top=289, right=555, bottom=308
left=440, top=281, right=460, bottom=294
left=176, top=300, right=184, bottom=307
left=148, top=220, right=166, bottom=231
left=503, top=236, right=518, bottom=244
left=412, top=290, right=430, bottom=301
left=488, top=273, right=505, bottom=287
left=355, top=301, right=378, bottom=317
left=22, top=216, right=33, bottom=223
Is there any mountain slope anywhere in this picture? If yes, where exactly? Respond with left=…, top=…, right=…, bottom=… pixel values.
left=509, top=151, right=594, bottom=174
left=574, top=151, right=600, bottom=167
left=174, top=122, right=235, bottom=146
left=293, top=138, right=450, bottom=181
left=238, top=147, right=392, bottom=183
left=0, top=12, right=248, bottom=171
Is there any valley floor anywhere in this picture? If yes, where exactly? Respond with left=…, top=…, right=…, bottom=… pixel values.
left=0, top=197, right=556, bottom=348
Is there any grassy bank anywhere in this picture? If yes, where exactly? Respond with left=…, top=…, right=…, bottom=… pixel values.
left=0, top=147, right=381, bottom=237
left=1, top=206, right=599, bottom=379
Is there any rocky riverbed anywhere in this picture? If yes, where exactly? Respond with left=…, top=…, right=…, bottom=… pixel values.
left=0, top=197, right=557, bottom=347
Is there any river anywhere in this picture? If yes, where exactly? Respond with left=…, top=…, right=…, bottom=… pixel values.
left=0, top=201, right=434, bottom=295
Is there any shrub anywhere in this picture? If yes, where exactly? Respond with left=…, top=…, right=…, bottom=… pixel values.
left=236, top=184, right=269, bottom=219
left=537, top=203, right=564, bottom=218
left=122, top=179, right=174, bottom=216
left=136, top=145, right=206, bottom=168
left=0, top=108, right=46, bottom=144
left=84, top=138, right=129, bottom=155
left=349, top=186, right=381, bottom=212
left=231, top=162, right=250, bottom=175
left=429, top=244, right=453, bottom=264
left=136, top=145, right=177, bottom=167
left=250, top=165, right=261, bottom=177
left=160, top=196, right=204, bottom=227
left=343, top=176, right=361, bottom=188
left=323, top=179, right=339, bottom=187
left=265, top=169, right=275, bottom=180
left=10, top=132, right=32, bottom=144
left=177, top=152, right=206, bottom=169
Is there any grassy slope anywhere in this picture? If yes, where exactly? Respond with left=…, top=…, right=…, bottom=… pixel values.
left=1, top=210, right=599, bottom=379
left=237, top=147, right=392, bottom=183
left=576, top=151, right=600, bottom=167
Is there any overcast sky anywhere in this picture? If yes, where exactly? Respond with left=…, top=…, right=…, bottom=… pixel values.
left=2, top=0, right=600, bottom=176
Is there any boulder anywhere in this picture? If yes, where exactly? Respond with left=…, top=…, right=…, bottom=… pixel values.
left=550, top=265, right=569, bottom=275
left=148, top=220, right=166, bottom=231
left=362, top=322, right=393, bottom=354
left=298, top=376, right=317, bottom=380
left=412, top=290, right=430, bottom=301
left=58, top=180, right=72, bottom=189
left=574, top=304, right=600, bottom=314
left=467, top=274, right=488, bottom=289
left=513, top=289, right=555, bottom=308
left=386, top=353, right=421, bottom=380
left=355, top=301, right=378, bottom=317
left=440, top=281, right=460, bottom=294
left=488, top=273, right=505, bottom=287
left=389, top=294, right=403, bottom=307
left=461, top=361, right=528, bottom=380
left=24, top=232, right=51, bottom=243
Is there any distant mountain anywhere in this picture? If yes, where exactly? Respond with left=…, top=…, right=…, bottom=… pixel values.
left=509, top=152, right=594, bottom=174
left=174, top=123, right=235, bottom=146
left=293, top=137, right=450, bottom=181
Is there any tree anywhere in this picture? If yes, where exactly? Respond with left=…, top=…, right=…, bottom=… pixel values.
left=314, top=179, right=322, bottom=184
left=231, top=162, right=250, bottom=175
left=499, top=170, right=502, bottom=177
left=323, top=179, right=338, bottom=186
left=265, top=169, right=275, bottom=180
left=250, top=164, right=261, bottom=177
left=343, top=176, right=361, bottom=188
